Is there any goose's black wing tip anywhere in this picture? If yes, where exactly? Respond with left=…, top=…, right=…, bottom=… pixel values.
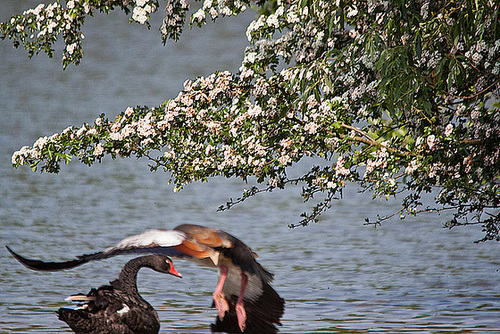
left=5, top=245, right=31, bottom=267
left=5, top=245, right=14, bottom=254
left=5, top=245, right=87, bottom=271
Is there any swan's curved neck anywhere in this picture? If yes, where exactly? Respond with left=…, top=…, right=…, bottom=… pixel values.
left=112, top=257, right=149, bottom=295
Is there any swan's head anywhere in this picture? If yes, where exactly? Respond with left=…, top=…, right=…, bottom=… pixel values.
left=149, top=255, right=182, bottom=278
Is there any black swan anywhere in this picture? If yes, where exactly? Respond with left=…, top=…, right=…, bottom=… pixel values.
left=58, top=254, right=181, bottom=334
left=7, top=224, right=285, bottom=333
left=7, top=249, right=182, bottom=334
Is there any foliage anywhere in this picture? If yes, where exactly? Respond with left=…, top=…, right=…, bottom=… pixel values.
left=2, top=0, right=500, bottom=241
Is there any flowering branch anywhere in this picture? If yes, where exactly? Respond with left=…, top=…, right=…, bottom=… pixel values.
left=3, top=0, right=500, bottom=241
left=0, top=0, right=251, bottom=68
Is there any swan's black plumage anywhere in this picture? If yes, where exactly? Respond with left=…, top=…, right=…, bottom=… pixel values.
left=57, top=255, right=181, bottom=334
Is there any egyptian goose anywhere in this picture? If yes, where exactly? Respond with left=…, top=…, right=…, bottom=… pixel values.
left=6, top=224, right=284, bottom=333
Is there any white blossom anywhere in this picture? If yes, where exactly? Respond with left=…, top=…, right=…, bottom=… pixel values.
left=132, top=7, right=148, bottom=24
left=94, top=143, right=104, bottom=156
left=267, top=13, right=279, bottom=28
left=405, top=160, right=419, bottom=174
left=335, top=156, right=350, bottom=176
left=278, top=154, right=292, bottom=165
left=192, top=9, right=206, bottom=23
left=304, top=122, right=318, bottom=134
left=66, top=42, right=78, bottom=55
left=245, top=52, right=257, bottom=63
left=444, top=124, right=454, bottom=137
left=109, top=132, right=123, bottom=141
left=426, top=135, right=436, bottom=150
left=125, top=107, right=134, bottom=117
left=76, top=125, right=87, bottom=137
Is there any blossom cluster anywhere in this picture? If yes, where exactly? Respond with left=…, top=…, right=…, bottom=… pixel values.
left=160, top=0, right=190, bottom=42
left=1, top=0, right=256, bottom=66
left=192, top=0, right=248, bottom=26
left=132, top=0, right=158, bottom=25
left=2, top=0, right=145, bottom=67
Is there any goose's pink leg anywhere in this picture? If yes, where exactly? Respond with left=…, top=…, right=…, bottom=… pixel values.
left=235, top=272, right=248, bottom=331
left=213, top=265, right=229, bottom=319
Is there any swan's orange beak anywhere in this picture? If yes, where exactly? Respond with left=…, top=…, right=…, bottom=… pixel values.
left=168, top=263, right=182, bottom=278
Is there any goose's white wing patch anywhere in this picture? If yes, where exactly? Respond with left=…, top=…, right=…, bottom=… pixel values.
left=105, top=229, right=186, bottom=252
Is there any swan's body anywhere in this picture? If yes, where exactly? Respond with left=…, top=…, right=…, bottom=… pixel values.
left=56, top=255, right=181, bottom=334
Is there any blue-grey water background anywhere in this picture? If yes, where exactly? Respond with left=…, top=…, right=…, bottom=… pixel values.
left=1, top=1, right=500, bottom=333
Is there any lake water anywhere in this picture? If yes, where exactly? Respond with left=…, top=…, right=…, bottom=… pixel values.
left=1, top=1, right=500, bottom=333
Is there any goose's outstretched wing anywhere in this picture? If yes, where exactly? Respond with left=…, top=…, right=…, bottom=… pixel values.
left=5, top=229, right=188, bottom=271
left=6, top=245, right=88, bottom=271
